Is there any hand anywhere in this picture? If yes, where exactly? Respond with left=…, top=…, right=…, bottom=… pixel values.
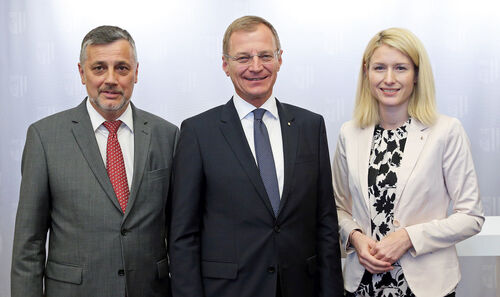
left=349, top=230, right=393, bottom=274
left=370, top=229, right=413, bottom=264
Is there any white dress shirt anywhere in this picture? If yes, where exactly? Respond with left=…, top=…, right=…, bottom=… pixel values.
left=233, top=94, right=284, bottom=198
left=86, top=98, right=134, bottom=189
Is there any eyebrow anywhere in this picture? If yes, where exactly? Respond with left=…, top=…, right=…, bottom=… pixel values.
left=370, top=62, right=412, bottom=66
left=90, top=60, right=132, bottom=66
left=233, top=50, right=274, bottom=55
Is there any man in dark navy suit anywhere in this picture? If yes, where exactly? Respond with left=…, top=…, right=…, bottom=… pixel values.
left=169, top=15, right=343, bottom=297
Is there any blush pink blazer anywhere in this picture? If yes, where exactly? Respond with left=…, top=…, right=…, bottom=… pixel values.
left=332, top=114, right=484, bottom=297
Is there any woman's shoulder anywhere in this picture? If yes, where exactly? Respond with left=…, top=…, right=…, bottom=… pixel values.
left=423, top=114, right=468, bottom=142
left=432, top=114, right=464, bottom=131
left=339, top=119, right=366, bottom=134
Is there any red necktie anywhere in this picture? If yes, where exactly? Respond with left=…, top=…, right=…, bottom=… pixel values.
left=103, top=120, right=129, bottom=213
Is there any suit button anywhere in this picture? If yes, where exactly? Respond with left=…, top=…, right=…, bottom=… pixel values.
left=118, top=269, right=125, bottom=276
left=121, top=229, right=128, bottom=236
left=267, top=266, right=276, bottom=273
left=274, top=225, right=280, bottom=233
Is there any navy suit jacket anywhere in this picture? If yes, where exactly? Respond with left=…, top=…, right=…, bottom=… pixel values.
left=169, top=99, right=343, bottom=297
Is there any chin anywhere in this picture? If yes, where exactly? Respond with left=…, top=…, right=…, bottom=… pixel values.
left=92, top=97, right=129, bottom=112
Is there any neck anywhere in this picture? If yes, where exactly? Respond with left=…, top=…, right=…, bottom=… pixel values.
left=238, top=93, right=273, bottom=108
left=90, top=100, right=128, bottom=122
left=378, top=106, right=409, bottom=130
left=99, top=111, right=121, bottom=122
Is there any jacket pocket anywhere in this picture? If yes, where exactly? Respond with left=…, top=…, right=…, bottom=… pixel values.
left=148, top=168, right=169, bottom=182
left=45, top=261, right=83, bottom=284
left=306, top=255, right=317, bottom=276
left=201, top=261, right=238, bottom=279
left=157, top=258, right=169, bottom=279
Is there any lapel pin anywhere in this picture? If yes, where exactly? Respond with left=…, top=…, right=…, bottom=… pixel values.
left=287, top=122, right=291, bottom=126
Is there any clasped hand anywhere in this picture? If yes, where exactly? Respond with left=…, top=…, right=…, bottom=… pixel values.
left=349, top=229, right=413, bottom=274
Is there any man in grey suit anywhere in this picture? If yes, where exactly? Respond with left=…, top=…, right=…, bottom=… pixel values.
left=11, top=25, right=178, bottom=297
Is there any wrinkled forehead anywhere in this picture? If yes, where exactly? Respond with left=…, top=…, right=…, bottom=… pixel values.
left=228, top=25, right=278, bottom=54
left=85, top=40, right=136, bottom=64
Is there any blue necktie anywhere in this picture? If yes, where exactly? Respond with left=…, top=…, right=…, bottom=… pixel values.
left=253, top=108, right=280, bottom=216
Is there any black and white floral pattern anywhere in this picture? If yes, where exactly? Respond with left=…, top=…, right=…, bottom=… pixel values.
left=354, top=119, right=415, bottom=297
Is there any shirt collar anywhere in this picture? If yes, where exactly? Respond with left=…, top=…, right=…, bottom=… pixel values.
left=86, top=98, right=134, bottom=132
left=232, top=93, right=279, bottom=120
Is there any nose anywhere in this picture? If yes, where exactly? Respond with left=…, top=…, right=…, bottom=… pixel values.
left=248, top=56, right=263, bottom=71
left=104, top=69, right=118, bottom=85
left=384, top=69, right=395, bottom=84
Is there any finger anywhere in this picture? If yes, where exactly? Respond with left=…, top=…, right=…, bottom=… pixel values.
left=358, top=251, right=393, bottom=273
left=359, top=256, right=393, bottom=274
left=365, top=237, right=378, bottom=247
left=364, top=254, right=392, bottom=268
left=371, top=246, right=401, bottom=263
left=377, top=252, right=398, bottom=263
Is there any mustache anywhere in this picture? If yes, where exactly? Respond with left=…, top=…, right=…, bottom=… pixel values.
left=99, top=87, right=123, bottom=94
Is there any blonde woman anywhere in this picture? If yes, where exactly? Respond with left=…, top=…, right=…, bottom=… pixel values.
left=332, top=28, right=484, bottom=297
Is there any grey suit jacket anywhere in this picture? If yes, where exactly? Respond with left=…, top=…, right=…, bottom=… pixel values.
left=11, top=99, right=179, bottom=297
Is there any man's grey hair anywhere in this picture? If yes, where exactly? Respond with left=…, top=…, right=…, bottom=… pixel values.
left=79, top=25, right=137, bottom=65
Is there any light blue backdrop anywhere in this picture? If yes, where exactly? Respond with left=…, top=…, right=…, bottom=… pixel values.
left=1, top=0, right=499, bottom=296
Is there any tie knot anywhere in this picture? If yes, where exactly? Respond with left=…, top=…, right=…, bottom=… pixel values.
left=253, top=108, right=266, bottom=121
left=103, top=120, right=122, bottom=134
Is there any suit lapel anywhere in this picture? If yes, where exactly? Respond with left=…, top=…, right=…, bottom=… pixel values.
left=124, top=105, right=151, bottom=219
left=358, top=125, right=374, bottom=209
left=276, top=101, right=297, bottom=217
left=219, top=99, right=276, bottom=218
left=71, top=99, right=122, bottom=212
left=394, top=119, right=429, bottom=209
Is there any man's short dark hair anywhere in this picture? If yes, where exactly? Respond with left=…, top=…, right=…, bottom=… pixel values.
left=79, top=25, right=137, bottom=64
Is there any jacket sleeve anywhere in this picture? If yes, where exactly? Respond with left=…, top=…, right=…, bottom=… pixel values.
left=168, top=120, right=205, bottom=297
left=11, top=125, right=51, bottom=297
left=166, top=126, right=180, bottom=237
left=332, top=123, right=363, bottom=254
left=405, top=118, right=484, bottom=256
left=316, top=117, right=344, bottom=297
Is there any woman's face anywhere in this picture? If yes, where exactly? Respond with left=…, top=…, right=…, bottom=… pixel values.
left=367, top=44, right=416, bottom=111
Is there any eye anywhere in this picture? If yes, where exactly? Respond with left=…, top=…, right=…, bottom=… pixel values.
left=373, top=65, right=385, bottom=71
left=396, top=65, right=408, bottom=71
left=260, top=54, right=274, bottom=62
left=115, top=64, right=131, bottom=75
left=117, top=65, right=130, bottom=72
left=235, top=56, right=250, bottom=64
left=92, top=65, right=105, bottom=73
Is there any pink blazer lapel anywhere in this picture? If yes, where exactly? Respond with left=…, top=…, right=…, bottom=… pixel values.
left=394, top=119, right=430, bottom=209
left=357, top=124, right=375, bottom=210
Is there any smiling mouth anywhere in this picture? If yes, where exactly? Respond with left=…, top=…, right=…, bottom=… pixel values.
left=380, top=88, right=399, bottom=94
left=245, top=76, right=268, bottom=81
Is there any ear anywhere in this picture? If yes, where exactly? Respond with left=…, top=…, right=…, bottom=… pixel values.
left=135, top=62, right=139, bottom=84
left=276, top=49, right=283, bottom=72
left=222, top=55, right=230, bottom=76
left=78, top=62, right=85, bottom=85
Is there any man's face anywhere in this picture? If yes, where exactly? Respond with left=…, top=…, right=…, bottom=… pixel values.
left=222, top=24, right=282, bottom=107
left=78, top=39, right=138, bottom=120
